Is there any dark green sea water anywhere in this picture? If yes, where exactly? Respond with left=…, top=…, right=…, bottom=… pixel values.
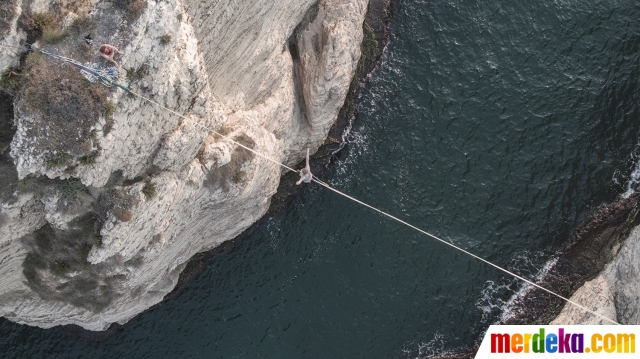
left=3, top=0, right=640, bottom=357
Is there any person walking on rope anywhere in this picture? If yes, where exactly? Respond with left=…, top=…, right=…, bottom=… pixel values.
left=296, top=148, right=313, bottom=185
left=99, top=44, right=124, bottom=65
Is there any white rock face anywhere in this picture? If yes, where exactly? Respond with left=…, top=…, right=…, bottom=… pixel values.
left=296, top=0, right=367, bottom=147
left=551, top=225, right=640, bottom=325
left=0, top=0, right=369, bottom=330
left=0, top=0, right=25, bottom=74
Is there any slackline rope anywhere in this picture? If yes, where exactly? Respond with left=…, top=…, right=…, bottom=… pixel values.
left=1, top=43, right=620, bottom=325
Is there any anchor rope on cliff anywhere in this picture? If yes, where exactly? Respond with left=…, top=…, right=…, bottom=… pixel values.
left=1, top=43, right=620, bottom=325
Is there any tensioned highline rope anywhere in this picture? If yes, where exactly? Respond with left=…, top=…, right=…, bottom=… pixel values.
left=3, top=43, right=620, bottom=325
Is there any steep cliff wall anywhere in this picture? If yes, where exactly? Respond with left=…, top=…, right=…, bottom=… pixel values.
left=0, top=0, right=369, bottom=330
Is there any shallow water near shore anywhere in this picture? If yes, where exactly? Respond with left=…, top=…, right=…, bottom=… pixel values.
left=3, top=0, right=640, bottom=357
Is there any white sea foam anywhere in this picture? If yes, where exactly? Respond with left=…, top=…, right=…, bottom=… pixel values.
left=401, top=332, right=446, bottom=359
left=476, top=279, right=515, bottom=324
left=329, top=57, right=398, bottom=189
left=619, top=142, right=640, bottom=198
left=330, top=119, right=372, bottom=188
left=264, top=219, right=282, bottom=249
left=499, top=256, right=559, bottom=323
left=622, top=158, right=640, bottom=198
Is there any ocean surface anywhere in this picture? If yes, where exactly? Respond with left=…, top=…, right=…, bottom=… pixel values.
left=3, top=0, right=640, bottom=357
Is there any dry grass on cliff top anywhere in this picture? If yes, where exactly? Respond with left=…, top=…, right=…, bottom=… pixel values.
left=19, top=52, right=109, bottom=161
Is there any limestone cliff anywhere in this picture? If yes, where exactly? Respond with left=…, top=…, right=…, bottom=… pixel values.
left=0, top=0, right=369, bottom=330
left=551, top=225, right=640, bottom=325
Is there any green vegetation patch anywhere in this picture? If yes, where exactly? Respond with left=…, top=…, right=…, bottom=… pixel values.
left=90, top=232, right=103, bottom=247
left=45, top=152, right=73, bottom=169
left=160, top=34, right=171, bottom=45
left=16, top=174, right=48, bottom=193
left=67, top=16, right=97, bottom=36
left=63, top=165, right=77, bottom=175
left=232, top=171, right=246, bottom=184
left=15, top=176, right=37, bottom=190
left=104, top=101, right=116, bottom=118
left=78, top=151, right=99, bottom=165
left=112, top=207, right=133, bottom=222
left=342, top=19, right=380, bottom=120
left=362, top=22, right=378, bottom=61
left=50, top=260, right=71, bottom=276
left=0, top=91, right=15, bottom=154
left=56, top=178, right=89, bottom=202
left=0, top=147, right=20, bottom=204
left=103, top=102, right=116, bottom=134
left=126, top=64, right=149, bottom=81
left=29, top=12, right=54, bottom=31
left=323, top=136, right=340, bottom=145
left=0, top=69, right=22, bottom=95
left=142, top=180, right=156, bottom=200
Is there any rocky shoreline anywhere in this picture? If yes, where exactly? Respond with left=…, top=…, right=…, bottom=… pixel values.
left=50, top=0, right=393, bottom=341
left=503, top=193, right=640, bottom=325
left=429, top=192, right=640, bottom=358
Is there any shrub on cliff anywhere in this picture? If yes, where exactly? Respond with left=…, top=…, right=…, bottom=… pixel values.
left=16, top=175, right=53, bottom=195
left=110, top=0, right=147, bottom=22
left=19, top=12, right=54, bottom=37
left=160, top=34, right=171, bottom=45
left=112, top=207, right=133, bottom=222
left=57, top=178, right=89, bottom=202
left=0, top=69, right=21, bottom=95
left=44, top=152, right=73, bottom=169
left=94, top=187, right=138, bottom=223
left=19, top=12, right=68, bottom=44
left=232, top=171, right=246, bottom=184
left=126, top=64, right=149, bottom=81
left=142, top=180, right=156, bottom=200
left=78, top=151, right=99, bottom=165
left=0, top=92, right=14, bottom=153
left=103, top=102, right=116, bottom=134
left=50, top=260, right=71, bottom=277
left=41, top=26, right=68, bottom=44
